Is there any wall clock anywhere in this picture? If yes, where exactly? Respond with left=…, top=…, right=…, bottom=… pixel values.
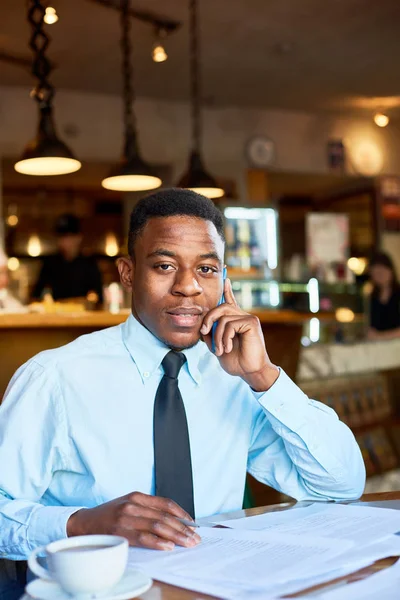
left=245, top=136, right=275, bottom=168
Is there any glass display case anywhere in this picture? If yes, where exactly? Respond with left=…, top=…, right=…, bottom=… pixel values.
left=230, top=278, right=367, bottom=344
left=230, top=279, right=363, bottom=312
left=222, top=204, right=367, bottom=344
left=223, top=207, right=279, bottom=280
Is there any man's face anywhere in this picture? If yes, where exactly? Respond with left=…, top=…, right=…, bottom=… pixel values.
left=118, top=215, right=225, bottom=349
left=57, top=234, right=82, bottom=259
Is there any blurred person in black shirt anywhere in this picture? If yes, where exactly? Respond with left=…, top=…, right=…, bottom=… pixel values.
left=368, top=252, right=400, bottom=340
left=32, top=214, right=103, bottom=303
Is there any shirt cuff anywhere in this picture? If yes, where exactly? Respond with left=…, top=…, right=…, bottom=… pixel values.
left=251, top=368, right=314, bottom=430
left=27, top=505, right=85, bottom=551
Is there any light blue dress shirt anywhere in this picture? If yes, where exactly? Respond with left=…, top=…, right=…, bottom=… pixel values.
left=0, top=315, right=365, bottom=560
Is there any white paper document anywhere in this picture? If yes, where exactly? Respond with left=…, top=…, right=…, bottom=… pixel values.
left=313, top=557, right=400, bottom=600
left=128, top=526, right=353, bottom=599
left=127, top=505, right=400, bottom=600
left=265, top=534, right=400, bottom=599
left=217, top=503, right=400, bottom=545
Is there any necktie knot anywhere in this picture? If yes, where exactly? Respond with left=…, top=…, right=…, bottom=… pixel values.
left=162, top=351, right=186, bottom=380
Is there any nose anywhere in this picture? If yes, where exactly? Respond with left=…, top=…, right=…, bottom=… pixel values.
left=171, top=269, right=203, bottom=297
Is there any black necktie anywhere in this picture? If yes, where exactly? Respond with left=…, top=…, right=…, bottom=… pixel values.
left=153, top=350, right=195, bottom=518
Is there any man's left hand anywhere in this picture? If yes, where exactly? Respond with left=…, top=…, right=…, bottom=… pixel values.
left=200, top=278, right=279, bottom=392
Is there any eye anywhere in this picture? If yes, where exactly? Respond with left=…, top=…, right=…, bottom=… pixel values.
left=198, top=266, right=217, bottom=274
left=155, top=263, right=174, bottom=271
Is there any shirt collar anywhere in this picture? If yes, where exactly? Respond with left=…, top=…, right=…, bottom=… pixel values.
left=121, top=314, right=207, bottom=385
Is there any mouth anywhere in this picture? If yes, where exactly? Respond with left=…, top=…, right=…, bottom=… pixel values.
left=166, top=307, right=203, bottom=329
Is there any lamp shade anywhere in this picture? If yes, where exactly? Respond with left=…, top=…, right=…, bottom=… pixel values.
left=177, top=151, right=224, bottom=199
left=101, top=132, right=161, bottom=192
left=14, top=106, right=81, bottom=176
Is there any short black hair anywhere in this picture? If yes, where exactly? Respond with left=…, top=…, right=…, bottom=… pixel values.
left=128, top=188, right=225, bottom=256
left=55, top=213, right=81, bottom=235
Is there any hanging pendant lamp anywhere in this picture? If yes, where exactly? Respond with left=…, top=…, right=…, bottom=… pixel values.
left=14, top=0, right=81, bottom=177
left=102, top=0, right=161, bottom=192
left=177, top=0, right=224, bottom=199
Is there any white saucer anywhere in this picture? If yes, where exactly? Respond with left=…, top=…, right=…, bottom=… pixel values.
left=25, top=568, right=152, bottom=600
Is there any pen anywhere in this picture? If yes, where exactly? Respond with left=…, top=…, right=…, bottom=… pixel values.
left=178, top=518, right=200, bottom=528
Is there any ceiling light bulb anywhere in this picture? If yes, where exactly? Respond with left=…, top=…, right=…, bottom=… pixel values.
left=105, top=233, right=119, bottom=257
left=44, top=7, right=59, bottom=25
left=374, top=113, right=389, bottom=127
left=7, top=257, right=20, bottom=271
left=27, top=235, right=42, bottom=257
left=187, top=186, right=225, bottom=199
left=101, top=174, right=161, bottom=192
left=15, top=156, right=81, bottom=176
left=152, top=43, right=168, bottom=63
left=6, top=215, right=19, bottom=227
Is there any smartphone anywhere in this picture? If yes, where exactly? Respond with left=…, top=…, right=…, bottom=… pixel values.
left=212, top=267, right=227, bottom=353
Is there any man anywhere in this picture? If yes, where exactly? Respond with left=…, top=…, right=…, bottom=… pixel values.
left=32, top=213, right=103, bottom=302
left=0, top=189, right=365, bottom=560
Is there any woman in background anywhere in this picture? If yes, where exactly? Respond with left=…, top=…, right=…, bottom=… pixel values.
left=368, top=252, right=400, bottom=340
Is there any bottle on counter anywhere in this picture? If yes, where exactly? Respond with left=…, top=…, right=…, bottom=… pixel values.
left=104, top=283, right=123, bottom=314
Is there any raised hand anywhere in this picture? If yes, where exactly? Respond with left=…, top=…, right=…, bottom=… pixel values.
left=200, top=278, right=279, bottom=392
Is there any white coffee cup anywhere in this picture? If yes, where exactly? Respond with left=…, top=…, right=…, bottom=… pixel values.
left=28, top=534, right=129, bottom=597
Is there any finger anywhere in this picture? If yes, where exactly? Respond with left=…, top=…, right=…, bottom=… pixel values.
left=114, top=506, right=200, bottom=548
left=201, top=329, right=213, bottom=353
left=223, top=278, right=238, bottom=307
left=200, top=305, right=242, bottom=336
left=221, top=320, right=239, bottom=354
left=129, top=492, right=193, bottom=522
left=128, top=517, right=201, bottom=548
left=132, top=531, right=175, bottom=551
left=212, top=315, right=247, bottom=356
left=123, top=504, right=197, bottom=539
left=216, top=316, right=261, bottom=356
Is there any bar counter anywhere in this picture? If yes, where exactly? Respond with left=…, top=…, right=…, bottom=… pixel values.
left=0, top=308, right=340, bottom=329
left=0, top=310, right=129, bottom=329
left=0, top=308, right=321, bottom=399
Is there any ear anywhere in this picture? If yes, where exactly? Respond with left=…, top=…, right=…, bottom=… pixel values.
left=117, top=256, right=134, bottom=292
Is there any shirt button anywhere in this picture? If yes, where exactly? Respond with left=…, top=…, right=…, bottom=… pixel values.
left=143, top=371, right=150, bottom=378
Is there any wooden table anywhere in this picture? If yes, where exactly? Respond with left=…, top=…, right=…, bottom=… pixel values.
left=138, top=492, right=400, bottom=600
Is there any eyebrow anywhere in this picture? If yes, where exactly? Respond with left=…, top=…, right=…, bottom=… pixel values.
left=147, top=249, right=176, bottom=259
left=147, top=249, right=222, bottom=262
left=198, top=252, right=221, bottom=261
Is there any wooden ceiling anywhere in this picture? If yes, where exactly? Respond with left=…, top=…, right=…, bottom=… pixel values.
left=1, top=0, right=400, bottom=115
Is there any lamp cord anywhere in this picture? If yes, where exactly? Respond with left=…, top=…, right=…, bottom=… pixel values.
left=27, top=0, right=54, bottom=107
left=121, top=0, right=137, bottom=151
left=190, top=0, right=201, bottom=154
